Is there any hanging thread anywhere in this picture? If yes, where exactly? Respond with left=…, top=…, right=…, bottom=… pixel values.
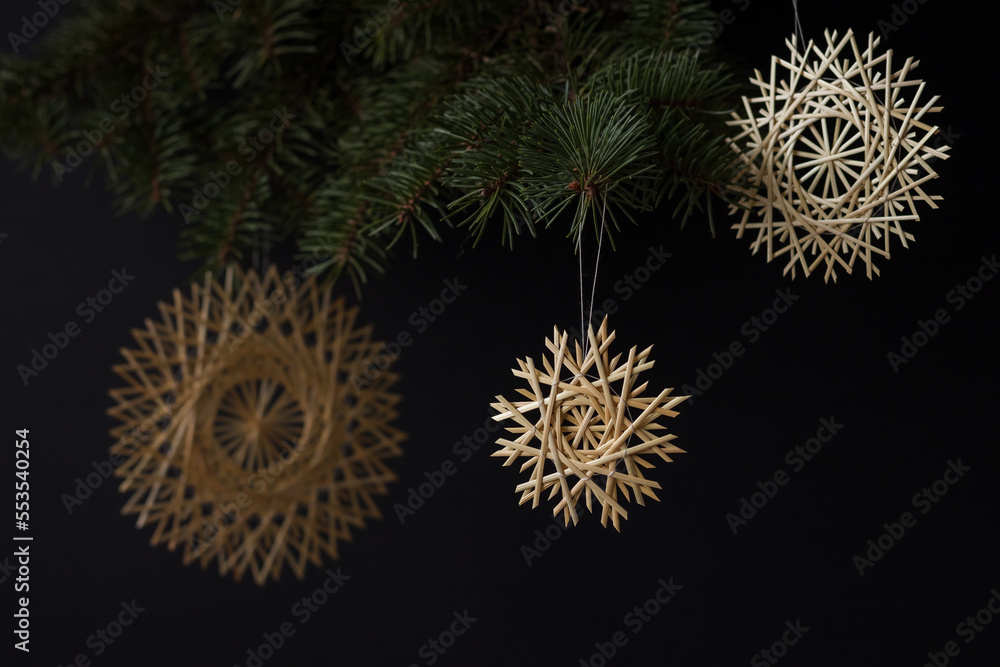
left=577, top=195, right=609, bottom=358
left=791, top=0, right=805, bottom=47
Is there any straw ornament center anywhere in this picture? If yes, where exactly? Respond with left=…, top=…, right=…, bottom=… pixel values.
left=213, top=378, right=304, bottom=472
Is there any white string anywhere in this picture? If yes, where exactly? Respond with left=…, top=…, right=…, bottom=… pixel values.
left=576, top=195, right=608, bottom=359
left=791, top=0, right=805, bottom=47
left=250, top=228, right=272, bottom=275
left=570, top=197, right=632, bottom=498
left=251, top=229, right=261, bottom=272
left=588, top=195, right=607, bottom=333
left=578, top=225, right=585, bottom=347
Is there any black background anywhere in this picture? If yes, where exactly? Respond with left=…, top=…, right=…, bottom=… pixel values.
left=2, top=1, right=998, bottom=666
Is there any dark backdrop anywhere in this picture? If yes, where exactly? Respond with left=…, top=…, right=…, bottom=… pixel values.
left=2, top=2, right=998, bottom=666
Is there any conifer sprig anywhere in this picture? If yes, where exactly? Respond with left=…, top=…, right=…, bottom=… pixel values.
left=0, top=0, right=744, bottom=292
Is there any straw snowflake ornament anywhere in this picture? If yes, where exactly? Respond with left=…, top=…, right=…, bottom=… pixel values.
left=727, top=29, right=949, bottom=281
left=491, top=318, right=687, bottom=531
left=107, top=266, right=404, bottom=585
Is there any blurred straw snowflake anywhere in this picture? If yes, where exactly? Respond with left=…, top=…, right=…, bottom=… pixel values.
left=107, top=266, right=404, bottom=584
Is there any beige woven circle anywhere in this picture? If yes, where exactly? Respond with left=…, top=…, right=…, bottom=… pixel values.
left=727, top=29, right=949, bottom=281
left=491, top=318, right=687, bottom=531
left=107, top=266, right=404, bottom=584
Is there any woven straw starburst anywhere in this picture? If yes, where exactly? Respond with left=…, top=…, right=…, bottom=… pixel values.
left=491, top=318, right=687, bottom=531
left=727, top=29, right=949, bottom=281
left=107, top=265, right=404, bottom=585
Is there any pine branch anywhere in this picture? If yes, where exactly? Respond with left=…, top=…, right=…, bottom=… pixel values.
left=0, top=0, right=741, bottom=292
left=518, top=89, right=660, bottom=246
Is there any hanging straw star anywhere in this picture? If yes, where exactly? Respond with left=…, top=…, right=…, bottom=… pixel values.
left=107, top=265, right=405, bottom=584
left=491, top=317, right=687, bottom=531
left=727, top=29, right=949, bottom=281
